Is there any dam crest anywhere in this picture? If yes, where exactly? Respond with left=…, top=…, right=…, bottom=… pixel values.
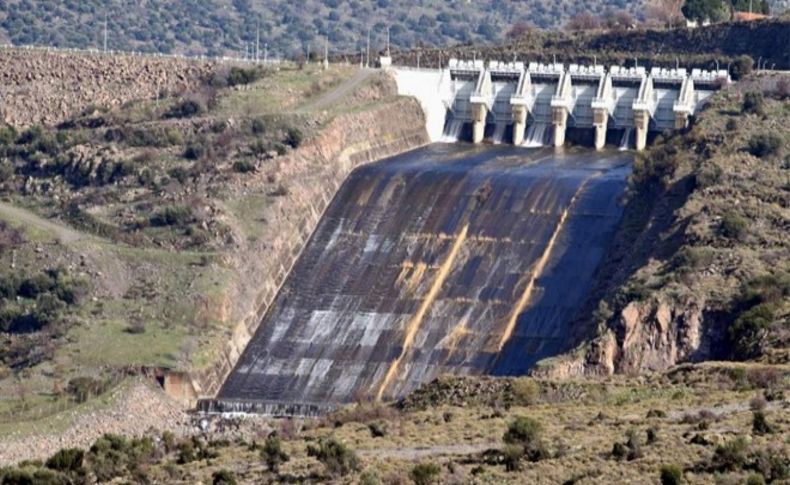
left=393, top=58, right=729, bottom=150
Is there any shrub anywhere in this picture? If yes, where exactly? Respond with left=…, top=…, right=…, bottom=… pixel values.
left=149, top=205, right=194, bottom=227
left=368, top=421, right=387, bottom=438
left=503, top=416, right=541, bottom=448
left=659, top=464, right=683, bottom=485
left=710, top=436, right=749, bottom=472
left=251, top=118, right=266, bottom=135
left=502, top=444, right=525, bottom=472
left=747, top=133, right=782, bottom=158
left=409, top=462, right=441, bottom=485
left=306, top=437, right=359, bottom=478
left=726, top=118, right=738, bottom=131
left=212, top=469, right=238, bottom=485
left=0, top=124, right=17, bottom=146
left=729, top=303, right=778, bottom=358
left=183, top=142, right=206, bottom=160
left=612, top=442, right=628, bottom=460
left=720, top=212, right=748, bottom=240
left=731, top=55, right=754, bottom=81
left=233, top=160, right=256, bottom=173
left=511, top=378, right=540, bottom=405
left=742, top=92, right=764, bottom=114
left=66, top=376, right=107, bottom=403
left=261, top=433, right=289, bottom=473
left=752, top=411, right=773, bottom=435
left=45, top=448, right=84, bottom=473
left=165, top=99, right=203, bottom=119
left=646, top=409, right=667, bottom=419
left=284, top=127, right=304, bottom=148
left=646, top=427, right=659, bottom=444
left=226, top=66, right=261, bottom=87
left=746, top=474, right=766, bottom=485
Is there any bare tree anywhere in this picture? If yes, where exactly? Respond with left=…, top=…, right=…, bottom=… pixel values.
left=646, top=0, right=685, bottom=28
left=565, top=13, right=601, bottom=31
left=506, top=21, right=533, bottom=40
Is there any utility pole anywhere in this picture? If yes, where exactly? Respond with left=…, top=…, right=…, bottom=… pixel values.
left=365, top=27, right=371, bottom=68
left=386, top=26, right=390, bottom=57
left=306, top=42, right=310, bottom=64
left=264, top=43, right=268, bottom=64
left=323, top=35, right=329, bottom=70
left=103, top=13, right=108, bottom=53
left=749, top=0, right=753, bottom=14
left=256, top=20, right=260, bottom=63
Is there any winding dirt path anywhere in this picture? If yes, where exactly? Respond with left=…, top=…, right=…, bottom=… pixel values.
left=296, top=68, right=375, bottom=113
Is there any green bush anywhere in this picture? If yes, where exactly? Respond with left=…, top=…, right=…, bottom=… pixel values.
left=731, top=55, right=754, bottom=81
left=725, top=118, right=738, bottom=131
left=503, top=416, right=548, bottom=462
left=409, top=462, right=441, bottom=485
left=747, top=133, right=782, bottom=158
left=368, top=421, right=387, bottom=438
left=226, top=66, right=261, bottom=87
left=752, top=411, right=773, bottom=435
left=233, top=160, right=256, bottom=173
left=285, top=127, right=304, bottom=148
left=710, top=436, right=749, bottom=472
left=66, top=376, right=107, bottom=403
left=720, top=212, right=748, bottom=240
left=503, top=416, right=541, bottom=448
left=746, top=474, right=766, bottom=485
left=659, top=464, right=683, bottom=485
left=511, top=377, right=540, bottom=405
left=45, top=448, right=84, bottom=474
left=0, top=124, right=17, bottom=146
left=165, top=99, right=203, bottom=119
left=261, top=433, right=289, bottom=473
left=251, top=118, right=266, bottom=135
left=729, top=302, right=778, bottom=358
left=502, top=444, right=525, bottom=472
left=212, top=469, right=238, bottom=485
left=306, top=437, right=359, bottom=478
left=183, top=142, right=206, bottom=160
left=149, top=205, right=194, bottom=227
left=742, top=92, right=764, bottom=115
left=611, top=441, right=628, bottom=460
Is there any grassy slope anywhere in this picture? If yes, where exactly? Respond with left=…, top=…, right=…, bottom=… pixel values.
left=0, top=62, right=388, bottom=433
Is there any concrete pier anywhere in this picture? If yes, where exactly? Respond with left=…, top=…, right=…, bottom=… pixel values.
left=393, top=59, right=729, bottom=150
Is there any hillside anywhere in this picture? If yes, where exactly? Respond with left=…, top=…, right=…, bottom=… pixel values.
left=389, top=18, right=790, bottom=70
left=0, top=0, right=645, bottom=56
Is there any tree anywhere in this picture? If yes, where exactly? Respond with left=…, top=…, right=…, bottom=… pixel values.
left=646, top=0, right=685, bottom=27
left=306, top=437, right=359, bottom=478
left=682, top=0, right=728, bottom=23
left=261, top=433, right=289, bottom=473
left=506, top=21, right=532, bottom=40
left=565, top=13, right=600, bottom=31
left=659, top=464, right=684, bottom=485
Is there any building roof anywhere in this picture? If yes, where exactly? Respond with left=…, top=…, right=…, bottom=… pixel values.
left=734, top=11, right=770, bottom=21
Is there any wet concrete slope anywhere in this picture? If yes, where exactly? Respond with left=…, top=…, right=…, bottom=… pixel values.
left=210, top=145, right=631, bottom=414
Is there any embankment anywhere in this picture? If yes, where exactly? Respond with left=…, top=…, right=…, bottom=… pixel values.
left=179, top=96, right=431, bottom=405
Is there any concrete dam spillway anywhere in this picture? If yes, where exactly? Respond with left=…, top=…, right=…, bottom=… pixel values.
left=204, top=145, right=632, bottom=415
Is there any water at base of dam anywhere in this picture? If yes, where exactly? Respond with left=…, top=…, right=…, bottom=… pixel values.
left=205, top=144, right=631, bottom=415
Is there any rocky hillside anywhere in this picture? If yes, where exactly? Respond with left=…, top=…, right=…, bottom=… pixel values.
left=0, top=49, right=214, bottom=127
left=0, top=0, right=644, bottom=56
left=537, top=72, right=789, bottom=379
left=390, top=18, right=790, bottom=70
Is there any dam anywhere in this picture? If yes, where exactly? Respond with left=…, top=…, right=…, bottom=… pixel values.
left=201, top=145, right=631, bottom=415
left=394, top=59, right=730, bottom=150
